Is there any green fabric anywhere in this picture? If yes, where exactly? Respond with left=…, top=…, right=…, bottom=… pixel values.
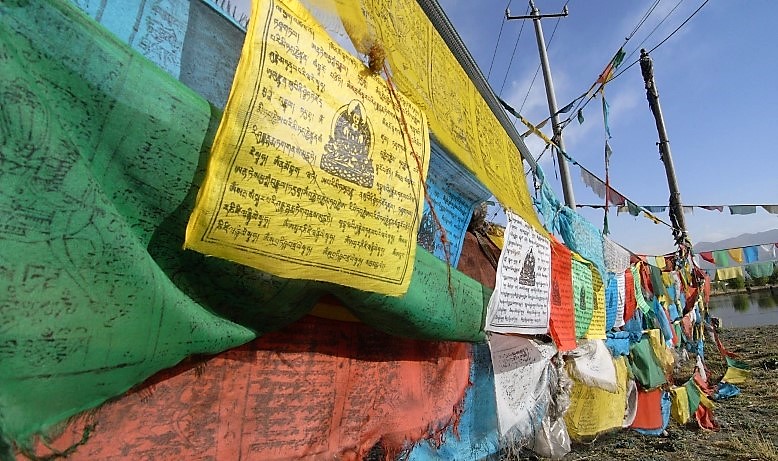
left=0, top=0, right=261, bottom=448
left=630, top=266, right=653, bottom=314
left=334, top=247, right=489, bottom=342
left=726, top=356, right=751, bottom=371
left=649, top=264, right=669, bottom=302
left=745, top=261, right=775, bottom=279
left=713, top=250, right=730, bottom=267
left=684, top=380, right=702, bottom=413
left=571, top=259, right=595, bottom=338
left=628, top=335, right=667, bottom=389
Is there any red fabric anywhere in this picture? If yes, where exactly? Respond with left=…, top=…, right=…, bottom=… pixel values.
left=694, top=370, right=715, bottom=396
left=699, top=251, right=715, bottom=265
left=640, top=263, right=654, bottom=300
left=457, top=232, right=497, bottom=290
left=21, top=316, right=470, bottom=460
left=549, top=238, right=576, bottom=351
left=694, top=403, right=719, bottom=430
left=630, top=388, right=664, bottom=431
left=623, top=269, right=637, bottom=323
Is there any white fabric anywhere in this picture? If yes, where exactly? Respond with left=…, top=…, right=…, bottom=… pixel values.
left=614, top=272, right=626, bottom=328
left=603, top=236, right=631, bottom=274
left=486, top=210, right=551, bottom=334
left=568, top=339, right=617, bottom=392
left=489, top=334, right=557, bottom=439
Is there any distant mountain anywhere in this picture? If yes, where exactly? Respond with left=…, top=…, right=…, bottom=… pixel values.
left=694, top=229, right=778, bottom=252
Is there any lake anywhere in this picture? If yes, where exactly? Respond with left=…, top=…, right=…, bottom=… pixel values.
left=707, top=289, right=778, bottom=328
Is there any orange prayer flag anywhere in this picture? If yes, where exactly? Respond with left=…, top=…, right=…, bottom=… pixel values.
left=550, top=238, right=576, bottom=351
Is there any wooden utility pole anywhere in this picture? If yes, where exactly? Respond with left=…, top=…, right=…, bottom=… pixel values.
left=507, top=1, right=576, bottom=209
left=639, top=49, right=689, bottom=246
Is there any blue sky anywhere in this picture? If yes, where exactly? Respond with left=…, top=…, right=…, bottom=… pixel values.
left=230, top=0, right=777, bottom=255
left=437, top=0, right=777, bottom=255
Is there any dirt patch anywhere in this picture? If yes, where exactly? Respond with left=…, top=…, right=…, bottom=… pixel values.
left=557, top=325, right=778, bottom=461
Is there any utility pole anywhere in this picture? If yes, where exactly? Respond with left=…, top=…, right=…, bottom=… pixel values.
left=507, top=1, right=576, bottom=209
left=639, top=49, right=689, bottom=246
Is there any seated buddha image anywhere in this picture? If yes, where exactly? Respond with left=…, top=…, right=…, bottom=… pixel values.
left=320, top=100, right=375, bottom=188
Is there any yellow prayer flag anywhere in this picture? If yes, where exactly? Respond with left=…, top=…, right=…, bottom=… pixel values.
left=186, top=0, right=430, bottom=295
left=728, top=248, right=744, bottom=264
left=722, top=366, right=751, bottom=384
left=669, top=386, right=691, bottom=424
left=565, top=356, right=629, bottom=439
left=347, top=0, right=544, bottom=233
left=584, top=265, right=606, bottom=340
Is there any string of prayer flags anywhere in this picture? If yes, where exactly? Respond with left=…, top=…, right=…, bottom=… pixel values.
left=550, top=238, right=577, bottom=351
left=186, top=0, right=431, bottom=296
left=729, top=205, right=757, bottom=215
left=486, top=211, right=551, bottom=334
left=580, top=169, right=626, bottom=207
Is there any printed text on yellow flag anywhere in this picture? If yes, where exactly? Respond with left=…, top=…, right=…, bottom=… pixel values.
left=186, top=0, right=430, bottom=295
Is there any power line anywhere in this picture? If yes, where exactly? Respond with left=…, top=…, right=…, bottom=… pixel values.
left=487, top=1, right=512, bottom=80
left=499, top=4, right=529, bottom=97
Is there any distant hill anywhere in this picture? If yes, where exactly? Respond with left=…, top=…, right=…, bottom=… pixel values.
left=694, top=229, right=778, bottom=252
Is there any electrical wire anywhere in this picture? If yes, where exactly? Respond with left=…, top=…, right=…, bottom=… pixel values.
left=498, top=4, right=529, bottom=96
left=487, top=0, right=512, bottom=80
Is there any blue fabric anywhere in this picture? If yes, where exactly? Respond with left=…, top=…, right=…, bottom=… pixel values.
left=743, top=246, right=759, bottom=264
left=558, top=207, right=606, bottom=278
left=533, top=166, right=562, bottom=234
left=623, top=308, right=644, bottom=343
left=634, top=391, right=671, bottom=436
left=420, top=147, right=491, bottom=267
left=606, top=331, right=631, bottom=356
left=668, top=303, right=680, bottom=322
left=605, top=273, right=619, bottom=331
left=713, top=382, right=741, bottom=401
left=407, top=343, right=499, bottom=460
left=652, top=299, right=675, bottom=348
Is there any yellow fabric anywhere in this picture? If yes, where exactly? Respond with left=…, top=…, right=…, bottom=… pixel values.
left=486, top=225, right=505, bottom=250
left=584, top=265, right=606, bottom=339
left=565, top=356, right=629, bottom=439
left=186, top=0, right=431, bottom=295
left=728, top=248, right=744, bottom=264
left=654, top=256, right=666, bottom=270
left=647, top=329, right=674, bottom=374
left=669, top=386, right=690, bottom=424
left=722, top=366, right=750, bottom=384
left=343, top=0, right=544, bottom=233
left=716, top=266, right=745, bottom=281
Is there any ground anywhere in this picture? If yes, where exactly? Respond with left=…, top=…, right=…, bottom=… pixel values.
left=556, top=325, right=778, bottom=461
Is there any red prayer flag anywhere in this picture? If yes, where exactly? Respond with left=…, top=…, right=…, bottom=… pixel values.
left=699, top=251, right=715, bottom=264
left=623, top=268, right=637, bottom=323
left=549, top=238, right=577, bottom=351
left=630, top=388, right=664, bottom=431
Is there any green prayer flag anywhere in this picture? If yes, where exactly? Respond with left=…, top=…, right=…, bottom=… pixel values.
left=0, top=0, right=262, bottom=448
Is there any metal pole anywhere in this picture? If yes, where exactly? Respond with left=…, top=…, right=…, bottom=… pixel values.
left=509, top=1, right=576, bottom=208
left=639, top=49, right=689, bottom=245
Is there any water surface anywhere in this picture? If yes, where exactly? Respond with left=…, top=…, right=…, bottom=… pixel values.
left=707, top=289, right=778, bottom=328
